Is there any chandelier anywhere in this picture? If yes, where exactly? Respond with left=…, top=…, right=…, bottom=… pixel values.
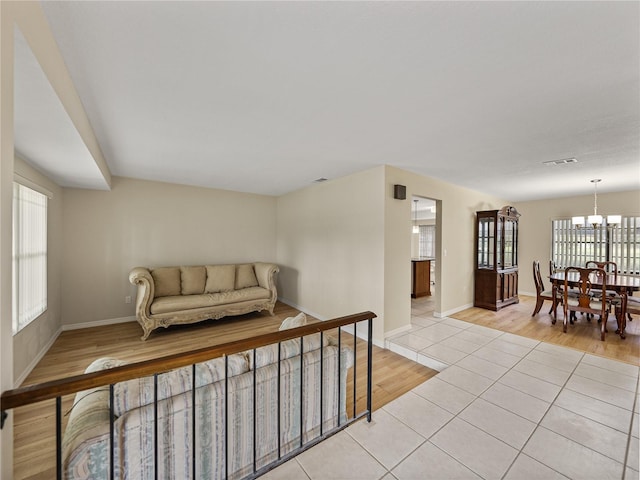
left=571, top=179, right=621, bottom=228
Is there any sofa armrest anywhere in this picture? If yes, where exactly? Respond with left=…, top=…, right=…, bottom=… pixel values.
left=129, top=267, right=156, bottom=339
left=254, top=263, right=279, bottom=299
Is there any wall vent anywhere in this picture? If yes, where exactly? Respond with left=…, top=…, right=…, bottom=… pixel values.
left=543, top=158, right=578, bottom=166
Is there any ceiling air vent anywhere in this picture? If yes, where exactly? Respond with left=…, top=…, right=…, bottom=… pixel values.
left=543, top=158, right=578, bottom=166
left=314, top=178, right=328, bottom=183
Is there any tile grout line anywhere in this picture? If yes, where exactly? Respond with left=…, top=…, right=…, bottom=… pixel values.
left=621, top=374, right=640, bottom=480
left=499, top=349, right=586, bottom=480
left=390, top=314, right=638, bottom=480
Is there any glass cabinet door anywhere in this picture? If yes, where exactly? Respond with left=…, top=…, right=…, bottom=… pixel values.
left=503, top=218, right=513, bottom=268
left=497, top=216, right=503, bottom=268
left=477, top=217, right=494, bottom=269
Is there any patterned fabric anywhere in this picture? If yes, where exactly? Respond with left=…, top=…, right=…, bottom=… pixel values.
left=248, top=333, right=329, bottom=369
left=113, top=354, right=249, bottom=416
left=63, top=345, right=353, bottom=480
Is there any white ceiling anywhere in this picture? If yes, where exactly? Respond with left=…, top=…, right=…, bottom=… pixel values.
left=15, top=1, right=640, bottom=200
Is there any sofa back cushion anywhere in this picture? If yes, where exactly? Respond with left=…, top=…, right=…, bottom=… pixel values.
left=248, top=333, right=329, bottom=369
left=151, top=267, right=181, bottom=297
left=180, top=266, right=206, bottom=295
left=205, top=265, right=236, bottom=293
left=235, top=264, right=258, bottom=289
left=113, top=353, right=249, bottom=416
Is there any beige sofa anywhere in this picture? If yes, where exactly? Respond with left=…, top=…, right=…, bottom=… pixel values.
left=129, top=263, right=279, bottom=340
left=62, top=334, right=353, bottom=479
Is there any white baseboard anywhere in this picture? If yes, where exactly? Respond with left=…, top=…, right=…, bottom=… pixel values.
left=436, top=302, right=473, bottom=318
left=340, top=324, right=385, bottom=349
left=384, top=324, right=412, bottom=339
left=279, top=299, right=384, bottom=348
left=277, top=298, right=327, bottom=321
left=62, top=315, right=137, bottom=331
left=14, top=326, right=62, bottom=388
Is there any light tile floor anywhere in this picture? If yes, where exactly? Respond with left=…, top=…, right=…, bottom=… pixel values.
left=263, top=302, right=640, bottom=480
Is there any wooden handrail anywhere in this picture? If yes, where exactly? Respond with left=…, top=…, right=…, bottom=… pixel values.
left=1, top=311, right=376, bottom=412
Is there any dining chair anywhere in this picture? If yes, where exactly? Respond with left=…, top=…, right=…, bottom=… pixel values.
left=619, top=295, right=640, bottom=322
left=532, top=260, right=559, bottom=318
left=562, top=267, right=617, bottom=341
left=585, top=260, right=618, bottom=274
left=585, top=260, right=622, bottom=321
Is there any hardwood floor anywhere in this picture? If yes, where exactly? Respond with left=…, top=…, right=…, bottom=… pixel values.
left=13, top=294, right=639, bottom=478
left=13, top=302, right=437, bottom=480
left=450, top=294, right=640, bottom=366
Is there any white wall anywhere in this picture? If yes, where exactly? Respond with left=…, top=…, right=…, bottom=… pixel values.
left=276, top=164, right=509, bottom=342
left=276, top=167, right=386, bottom=340
left=383, top=165, right=508, bottom=333
left=13, top=157, right=63, bottom=384
left=61, top=176, right=277, bottom=327
left=0, top=2, right=15, bottom=474
left=514, top=190, right=640, bottom=295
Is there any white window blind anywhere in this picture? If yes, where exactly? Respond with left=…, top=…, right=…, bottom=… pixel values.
left=551, top=217, right=639, bottom=274
left=13, top=182, right=48, bottom=334
left=419, top=225, right=436, bottom=258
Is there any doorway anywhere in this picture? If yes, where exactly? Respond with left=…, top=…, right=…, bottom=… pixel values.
left=410, top=195, right=438, bottom=317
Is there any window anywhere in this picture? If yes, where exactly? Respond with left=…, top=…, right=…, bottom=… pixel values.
left=418, top=225, right=436, bottom=258
left=13, top=182, right=48, bottom=334
left=551, top=217, right=640, bottom=274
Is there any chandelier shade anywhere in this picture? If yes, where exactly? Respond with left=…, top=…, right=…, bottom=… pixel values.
left=572, top=179, right=620, bottom=228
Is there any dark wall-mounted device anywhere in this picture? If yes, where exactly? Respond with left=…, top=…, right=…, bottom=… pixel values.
left=393, top=184, right=406, bottom=200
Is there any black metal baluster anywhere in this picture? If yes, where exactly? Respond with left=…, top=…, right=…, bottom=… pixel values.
left=277, top=342, right=281, bottom=459
left=253, top=348, right=257, bottom=474
left=352, top=324, right=357, bottom=419
left=154, top=374, right=158, bottom=480
left=192, top=363, right=196, bottom=479
left=299, top=336, right=304, bottom=448
left=319, top=331, right=324, bottom=437
left=109, top=384, right=115, bottom=480
left=225, top=355, right=229, bottom=480
left=56, top=397, right=62, bottom=480
left=337, top=327, right=342, bottom=426
left=367, top=318, right=373, bottom=422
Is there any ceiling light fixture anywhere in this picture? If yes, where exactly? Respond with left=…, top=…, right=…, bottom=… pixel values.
left=571, top=179, right=621, bottom=228
left=412, top=199, right=419, bottom=234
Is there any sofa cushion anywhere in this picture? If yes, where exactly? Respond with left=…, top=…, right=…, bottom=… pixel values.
left=236, top=264, right=258, bottom=289
left=149, top=287, right=271, bottom=315
left=151, top=267, right=181, bottom=297
left=279, top=312, right=307, bottom=330
left=205, top=265, right=236, bottom=293
left=113, top=353, right=249, bottom=416
left=180, top=266, right=206, bottom=295
left=248, top=333, right=329, bottom=369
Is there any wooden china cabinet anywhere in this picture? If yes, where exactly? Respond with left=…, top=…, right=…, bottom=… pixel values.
left=474, top=206, right=520, bottom=311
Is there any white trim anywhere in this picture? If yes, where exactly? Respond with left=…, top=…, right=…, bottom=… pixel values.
left=384, top=324, right=412, bottom=339
left=278, top=298, right=384, bottom=347
left=277, top=298, right=327, bottom=321
left=340, top=324, right=384, bottom=349
left=416, top=352, right=449, bottom=372
left=435, top=303, right=473, bottom=318
left=62, top=315, right=137, bottom=331
left=14, top=326, right=62, bottom=388
left=13, top=173, right=53, bottom=199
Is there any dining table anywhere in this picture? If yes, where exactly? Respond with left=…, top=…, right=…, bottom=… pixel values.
left=549, top=271, right=640, bottom=339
